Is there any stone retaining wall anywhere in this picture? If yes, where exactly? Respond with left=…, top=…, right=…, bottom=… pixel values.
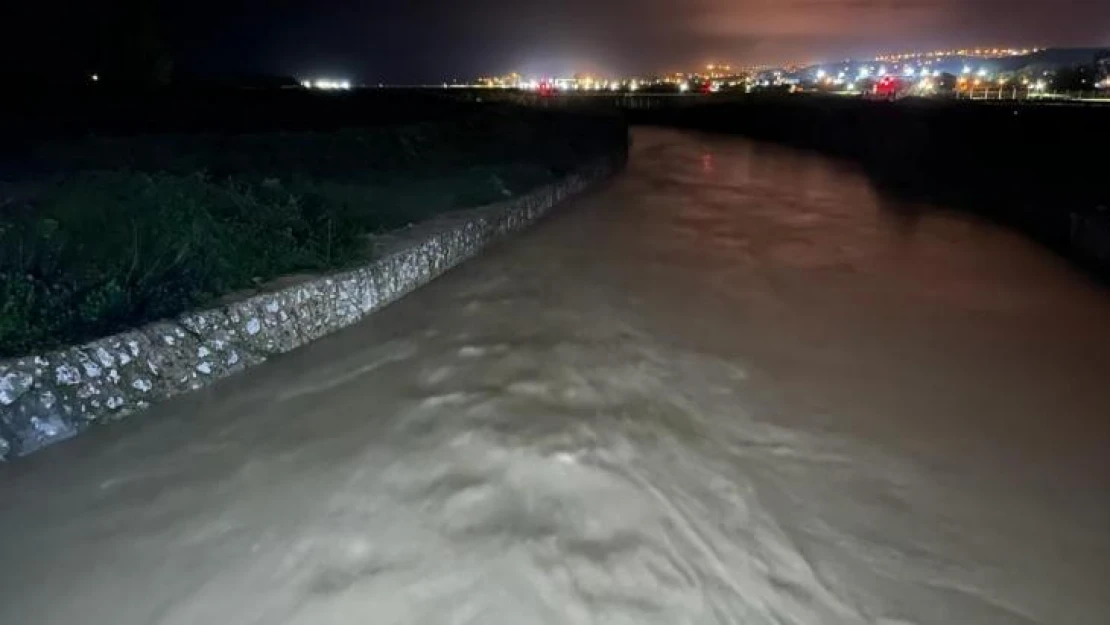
left=0, top=154, right=624, bottom=459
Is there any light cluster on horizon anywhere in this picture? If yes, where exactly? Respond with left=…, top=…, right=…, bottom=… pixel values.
left=464, top=45, right=1108, bottom=102
left=296, top=44, right=1107, bottom=99
left=475, top=45, right=1056, bottom=90
left=873, top=47, right=1042, bottom=63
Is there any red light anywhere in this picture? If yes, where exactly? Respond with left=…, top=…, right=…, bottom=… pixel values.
left=874, top=76, right=902, bottom=96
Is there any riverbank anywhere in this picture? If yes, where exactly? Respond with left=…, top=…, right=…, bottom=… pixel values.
left=1, top=99, right=626, bottom=356
left=0, top=94, right=629, bottom=457
left=0, top=153, right=626, bottom=459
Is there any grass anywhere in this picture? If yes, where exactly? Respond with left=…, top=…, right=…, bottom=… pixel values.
left=0, top=107, right=626, bottom=356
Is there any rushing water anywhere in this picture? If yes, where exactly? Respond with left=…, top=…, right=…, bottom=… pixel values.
left=2, top=128, right=1108, bottom=625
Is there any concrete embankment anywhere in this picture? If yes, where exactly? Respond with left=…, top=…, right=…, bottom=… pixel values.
left=0, top=151, right=626, bottom=459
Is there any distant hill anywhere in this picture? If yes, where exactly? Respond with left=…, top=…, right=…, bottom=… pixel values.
left=799, top=47, right=1109, bottom=82
left=995, top=47, right=1108, bottom=72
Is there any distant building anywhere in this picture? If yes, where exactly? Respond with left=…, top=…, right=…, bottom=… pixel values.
left=1096, top=51, right=1110, bottom=87
left=476, top=72, right=522, bottom=88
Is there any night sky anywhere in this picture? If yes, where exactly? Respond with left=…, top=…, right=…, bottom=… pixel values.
left=12, top=0, right=1110, bottom=83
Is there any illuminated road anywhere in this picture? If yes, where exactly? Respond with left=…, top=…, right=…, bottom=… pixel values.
left=2, top=128, right=1109, bottom=625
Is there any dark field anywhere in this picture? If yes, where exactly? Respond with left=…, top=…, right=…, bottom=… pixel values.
left=0, top=89, right=628, bottom=356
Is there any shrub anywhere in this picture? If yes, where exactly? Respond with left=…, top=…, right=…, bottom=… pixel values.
left=0, top=108, right=627, bottom=356
left=0, top=171, right=364, bottom=355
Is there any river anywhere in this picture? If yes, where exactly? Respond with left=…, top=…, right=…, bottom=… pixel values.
left=2, top=128, right=1108, bottom=625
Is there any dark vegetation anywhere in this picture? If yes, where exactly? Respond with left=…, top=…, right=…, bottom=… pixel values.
left=0, top=89, right=628, bottom=356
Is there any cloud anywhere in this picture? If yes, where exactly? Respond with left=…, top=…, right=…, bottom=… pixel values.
left=687, top=0, right=950, bottom=38
left=786, top=0, right=946, bottom=9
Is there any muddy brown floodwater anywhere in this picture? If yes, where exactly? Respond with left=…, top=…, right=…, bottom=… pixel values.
left=2, top=128, right=1108, bottom=625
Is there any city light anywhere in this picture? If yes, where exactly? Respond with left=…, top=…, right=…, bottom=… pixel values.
left=90, top=73, right=99, bottom=82
left=874, top=46, right=1035, bottom=63
left=466, top=43, right=1063, bottom=102
left=306, top=79, right=353, bottom=90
